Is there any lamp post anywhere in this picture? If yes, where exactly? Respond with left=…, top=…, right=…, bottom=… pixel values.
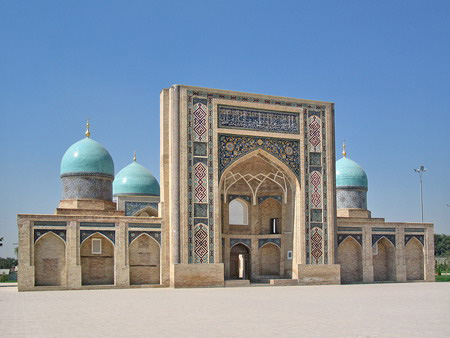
left=414, top=165, right=427, bottom=223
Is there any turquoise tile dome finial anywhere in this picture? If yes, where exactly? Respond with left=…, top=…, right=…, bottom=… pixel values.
left=336, top=147, right=368, bottom=189
left=60, top=127, right=114, bottom=177
left=113, top=154, right=160, bottom=196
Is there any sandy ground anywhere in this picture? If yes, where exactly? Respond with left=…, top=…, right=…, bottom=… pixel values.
left=0, top=282, right=449, bottom=337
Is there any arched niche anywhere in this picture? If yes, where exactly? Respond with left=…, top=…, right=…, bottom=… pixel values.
left=373, top=237, right=396, bottom=282
left=259, top=243, right=281, bottom=276
left=405, top=237, right=424, bottom=281
left=34, top=232, right=66, bottom=286
left=230, top=243, right=251, bottom=280
left=337, top=236, right=363, bottom=283
left=80, top=233, right=114, bottom=285
left=129, top=233, right=161, bottom=285
left=229, top=198, right=249, bottom=225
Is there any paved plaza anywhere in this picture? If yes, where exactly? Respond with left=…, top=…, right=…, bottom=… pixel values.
left=1, top=282, right=449, bottom=337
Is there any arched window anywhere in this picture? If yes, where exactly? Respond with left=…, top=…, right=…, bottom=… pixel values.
left=229, top=199, right=248, bottom=225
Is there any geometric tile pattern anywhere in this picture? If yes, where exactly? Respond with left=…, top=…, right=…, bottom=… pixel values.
left=128, top=231, right=161, bottom=245
left=34, top=229, right=66, bottom=242
left=188, top=96, right=213, bottom=264
left=218, top=105, right=300, bottom=134
left=258, top=195, right=282, bottom=204
left=372, top=234, right=396, bottom=247
left=230, top=238, right=251, bottom=249
left=310, top=227, right=323, bottom=264
left=337, top=233, right=362, bottom=246
left=258, top=238, right=281, bottom=249
left=405, top=234, right=424, bottom=246
left=80, top=230, right=115, bottom=245
left=310, top=170, right=322, bottom=208
left=125, top=201, right=158, bottom=216
left=194, top=162, right=207, bottom=203
left=304, top=108, right=328, bottom=264
left=218, top=134, right=300, bottom=178
left=193, top=223, right=209, bottom=264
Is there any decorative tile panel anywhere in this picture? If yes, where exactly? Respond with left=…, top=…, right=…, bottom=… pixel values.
left=258, top=238, right=281, bottom=248
left=128, top=223, right=161, bottom=228
left=304, top=107, right=328, bottom=264
left=258, top=195, right=282, bottom=204
left=125, top=201, right=158, bottom=216
left=128, top=231, right=161, bottom=245
left=218, top=134, right=300, bottom=178
left=188, top=96, right=214, bottom=263
left=372, top=234, right=395, bottom=247
left=33, top=221, right=67, bottom=227
left=405, top=234, right=424, bottom=246
left=338, top=233, right=362, bottom=246
left=218, top=105, right=300, bottom=134
left=230, top=238, right=251, bottom=249
left=34, top=229, right=66, bottom=242
left=80, top=230, right=115, bottom=244
left=80, top=222, right=115, bottom=228
left=229, top=194, right=251, bottom=203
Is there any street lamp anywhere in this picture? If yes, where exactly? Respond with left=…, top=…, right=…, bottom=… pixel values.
left=414, top=165, right=427, bottom=223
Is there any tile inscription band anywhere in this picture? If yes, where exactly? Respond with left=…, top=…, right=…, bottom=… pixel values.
left=218, top=105, right=300, bottom=134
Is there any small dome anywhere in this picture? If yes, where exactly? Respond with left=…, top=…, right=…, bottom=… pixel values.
left=113, top=161, right=160, bottom=196
left=336, top=157, right=368, bottom=189
left=60, top=138, right=114, bottom=177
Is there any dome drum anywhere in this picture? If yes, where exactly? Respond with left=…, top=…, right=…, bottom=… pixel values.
left=336, top=186, right=367, bottom=210
left=61, top=175, right=113, bottom=201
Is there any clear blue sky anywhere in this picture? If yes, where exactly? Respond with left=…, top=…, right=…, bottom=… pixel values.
left=1, top=0, right=449, bottom=257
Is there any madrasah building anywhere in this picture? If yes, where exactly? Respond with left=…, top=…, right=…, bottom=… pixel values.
left=17, top=85, right=435, bottom=291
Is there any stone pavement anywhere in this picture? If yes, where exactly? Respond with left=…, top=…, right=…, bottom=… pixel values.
left=0, top=282, right=449, bottom=337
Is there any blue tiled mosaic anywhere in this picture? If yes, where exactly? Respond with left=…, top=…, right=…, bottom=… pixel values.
left=218, top=134, right=300, bottom=178
left=405, top=234, right=424, bottom=246
left=338, top=233, right=362, bottom=246
left=125, top=201, right=158, bottom=216
left=34, top=229, right=66, bottom=242
left=258, top=238, right=281, bottom=248
left=372, top=234, right=395, bottom=247
left=218, top=105, right=300, bottom=134
left=80, top=230, right=115, bottom=244
left=258, top=195, right=282, bottom=204
left=230, top=238, right=251, bottom=249
left=128, top=231, right=161, bottom=245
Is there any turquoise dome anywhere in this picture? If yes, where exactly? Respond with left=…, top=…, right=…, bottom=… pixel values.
left=113, top=161, right=160, bottom=196
left=60, top=138, right=114, bottom=176
left=336, top=157, right=368, bottom=188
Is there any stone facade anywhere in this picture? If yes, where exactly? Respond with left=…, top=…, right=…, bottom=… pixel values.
left=17, top=85, right=435, bottom=291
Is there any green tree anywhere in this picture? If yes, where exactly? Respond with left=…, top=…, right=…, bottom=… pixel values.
left=435, top=234, right=450, bottom=256
left=0, top=257, right=18, bottom=269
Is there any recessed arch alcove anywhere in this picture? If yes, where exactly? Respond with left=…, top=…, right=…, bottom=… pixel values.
left=405, top=237, right=424, bottom=281
left=219, top=149, right=300, bottom=281
left=337, top=236, right=363, bottom=283
left=80, top=233, right=114, bottom=285
left=129, top=233, right=161, bottom=285
left=373, top=237, right=396, bottom=282
left=34, top=232, right=66, bottom=286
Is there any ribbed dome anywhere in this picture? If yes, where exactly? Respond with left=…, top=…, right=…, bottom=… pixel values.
left=60, top=138, right=114, bottom=177
left=113, top=161, right=160, bottom=196
left=336, top=157, right=368, bottom=189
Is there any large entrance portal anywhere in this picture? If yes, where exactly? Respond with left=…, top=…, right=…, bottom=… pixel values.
left=221, top=150, right=299, bottom=282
